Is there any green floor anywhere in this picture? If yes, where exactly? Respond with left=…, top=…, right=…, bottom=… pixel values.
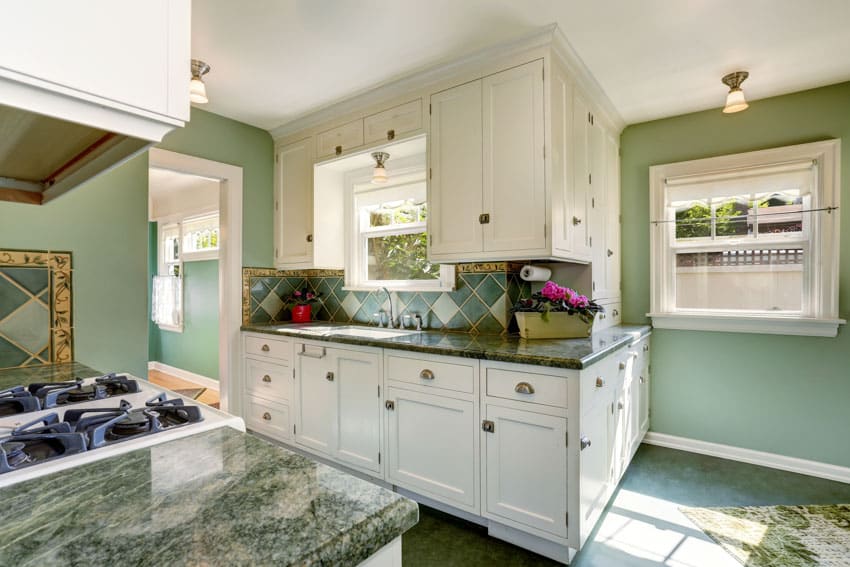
left=402, top=444, right=850, bottom=566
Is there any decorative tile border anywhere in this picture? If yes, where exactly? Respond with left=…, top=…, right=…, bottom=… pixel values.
left=242, top=263, right=530, bottom=335
left=0, top=248, right=73, bottom=369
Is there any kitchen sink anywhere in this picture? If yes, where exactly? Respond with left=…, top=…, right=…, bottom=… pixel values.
left=328, top=326, right=420, bottom=339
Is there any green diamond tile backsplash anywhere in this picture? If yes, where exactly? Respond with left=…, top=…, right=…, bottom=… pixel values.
left=242, top=264, right=530, bottom=335
left=0, top=249, right=74, bottom=369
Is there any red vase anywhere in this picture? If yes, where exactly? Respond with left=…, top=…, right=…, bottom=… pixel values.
left=291, top=304, right=312, bottom=323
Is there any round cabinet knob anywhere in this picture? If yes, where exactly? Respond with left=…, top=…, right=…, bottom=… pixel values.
left=262, top=412, right=272, bottom=421
left=419, top=369, right=435, bottom=380
left=261, top=344, right=270, bottom=352
left=618, top=401, right=624, bottom=411
left=580, top=436, right=592, bottom=450
left=514, top=382, right=535, bottom=395
left=644, top=344, right=650, bottom=352
left=595, top=377, right=605, bottom=388
left=262, top=375, right=272, bottom=383
left=607, top=249, right=614, bottom=257
left=572, top=216, right=582, bottom=226
left=639, top=376, right=645, bottom=384
left=618, top=361, right=626, bottom=370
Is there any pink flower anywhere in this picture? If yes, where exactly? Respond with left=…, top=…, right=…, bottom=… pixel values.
left=294, top=290, right=302, bottom=297
left=306, top=292, right=315, bottom=299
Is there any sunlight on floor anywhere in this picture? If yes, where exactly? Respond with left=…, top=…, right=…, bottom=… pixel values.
left=148, top=369, right=220, bottom=407
left=588, top=489, right=741, bottom=567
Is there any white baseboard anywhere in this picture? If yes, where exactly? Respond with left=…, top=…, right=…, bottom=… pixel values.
left=643, top=432, right=850, bottom=485
left=147, top=361, right=220, bottom=391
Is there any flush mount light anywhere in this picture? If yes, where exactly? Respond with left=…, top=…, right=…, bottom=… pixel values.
left=722, top=71, right=749, bottom=114
left=371, top=152, right=390, bottom=184
left=190, top=59, right=211, bottom=104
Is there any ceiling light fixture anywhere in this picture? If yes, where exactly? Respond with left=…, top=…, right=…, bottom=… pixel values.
left=721, top=71, right=749, bottom=114
left=190, top=59, right=211, bottom=104
left=371, top=152, right=390, bottom=184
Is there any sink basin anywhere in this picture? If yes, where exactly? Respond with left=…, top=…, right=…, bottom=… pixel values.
left=329, top=326, right=420, bottom=339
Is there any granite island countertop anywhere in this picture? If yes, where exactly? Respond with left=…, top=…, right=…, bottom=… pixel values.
left=0, top=427, right=418, bottom=566
left=242, top=322, right=651, bottom=370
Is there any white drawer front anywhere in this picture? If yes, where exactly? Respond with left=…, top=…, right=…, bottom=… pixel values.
left=485, top=367, right=567, bottom=408
left=363, top=99, right=422, bottom=144
left=386, top=354, right=474, bottom=393
left=593, top=301, right=622, bottom=332
left=316, top=119, right=364, bottom=157
left=245, top=335, right=291, bottom=362
left=245, top=396, right=290, bottom=440
left=245, top=358, right=290, bottom=403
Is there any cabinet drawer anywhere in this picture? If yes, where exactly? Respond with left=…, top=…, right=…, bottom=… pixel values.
left=245, top=358, right=290, bottom=403
left=363, top=99, right=422, bottom=144
left=245, top=396, right=290, bottom=440
left=484, top=367, right=567, bottom=408
left=316, top=119, right=364, bottom=158
left=580, top=355, right=617, bottom=413
left=593, top=301, right=622, bottom=332
left=386, top=354, right=474, bottom=393
left=245, top=335, right=291, bottom=362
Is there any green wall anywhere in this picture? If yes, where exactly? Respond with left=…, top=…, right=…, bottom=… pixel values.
left=0, top=156, right=150, bottom=378
left=157, top=107, right=275, bottom=267
left=620, top=81, right=850, bottom=468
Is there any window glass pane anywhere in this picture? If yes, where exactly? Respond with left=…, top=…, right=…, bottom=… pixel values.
left=674, top=200, right=711, bottom=239
left=713, top=195, right=752, bottom=237
left=183, top=214, right=219, bottom=252
left=367, top=232, right=439, bottom=281
left=675, top=249, right=804, bottom=312
left=368, top=199, right=427, bottom=228
left=755, top=191, right=804, bottom=235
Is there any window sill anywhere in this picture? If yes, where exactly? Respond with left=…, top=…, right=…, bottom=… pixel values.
left=182, top=249, right=219, bottom=262
left=157, top=323, right=184, bottom=334
left=343, top=283, right=456, bottom=293
left=647, top=313, right=845, bottom=337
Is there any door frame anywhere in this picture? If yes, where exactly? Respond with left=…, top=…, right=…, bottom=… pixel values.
left=148, top=148, right=243, bottom=414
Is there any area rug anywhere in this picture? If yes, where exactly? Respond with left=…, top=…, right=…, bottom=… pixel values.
left=681, top=503, right=850, bottom=567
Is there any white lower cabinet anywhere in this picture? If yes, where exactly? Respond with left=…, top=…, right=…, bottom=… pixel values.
left=243, top=331, right=651, bottom=564
left=482, top=403, right=568, bottom=539
left=386, top=387, right=478, bottom=512
left=293, top=341, right=383, bottom=476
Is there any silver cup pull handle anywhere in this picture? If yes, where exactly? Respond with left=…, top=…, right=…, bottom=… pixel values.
left=514, top=382, right=535, bottom=395
left=419, top=369, right=435, bottom=380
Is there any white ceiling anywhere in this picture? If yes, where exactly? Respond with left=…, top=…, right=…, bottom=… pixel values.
left=192, top=0, right=850, bottom=131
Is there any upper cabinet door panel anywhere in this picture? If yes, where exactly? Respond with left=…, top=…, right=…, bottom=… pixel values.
left=0, top=0, right=188, bottom=119
left=482, top=60, right=546, bottom=253
left=571, top=91, right=592, bottom=257
left=316, top=119, right=364, bottom=158
left=429, top=80, right=483, bottom=257
left=364, top=99, right=422, bottom=144
left=275, top=138, right=314, bottom=266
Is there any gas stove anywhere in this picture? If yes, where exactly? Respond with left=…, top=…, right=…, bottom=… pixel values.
left=0, top=373, right=244, bottom=488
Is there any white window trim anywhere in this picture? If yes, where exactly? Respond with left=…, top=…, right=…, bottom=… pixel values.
left=344, top=162, right=455, bottom=292
left=648, top=139, right=843, bottom=337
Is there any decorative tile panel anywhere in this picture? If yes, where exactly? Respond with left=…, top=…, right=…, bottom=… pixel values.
left=242, top=263, right=531, bottom=335
left=0, top=249, right=73, bottom=369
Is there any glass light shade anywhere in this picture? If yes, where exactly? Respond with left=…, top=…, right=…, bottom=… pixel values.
left=372, top=165, right=388, bottom=184
left=723, top=88, right=748, bottom=113
left=190, top=78, right=208, bottom=104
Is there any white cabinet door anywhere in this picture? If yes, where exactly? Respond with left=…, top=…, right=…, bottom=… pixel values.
left=588, top=112, right=608, bottom=301
left=429, top=80, right=483, bottom=257
left=333, top=349, right=382, bottom=473
left=483, top=404, right=567, bottom=539
left=316, top=119, right=364, bottom=158
left=638, top=342, right=650, bottom=435
left=386, top=387, right=477, bottom=512
left=482, top=60, right=546, bottom=253
left=604, top=132, right=621, bottom=299
left=364, top=99, right=422, bottom=144
left=572, top=92, right=593, bottom=258
left=0, top=0, right=189, bottom=119
left=275, top=138, right=314, bottom=267
left=294, top=344, right=334, bottom=456
left=578, top=401, right=609, bottom=547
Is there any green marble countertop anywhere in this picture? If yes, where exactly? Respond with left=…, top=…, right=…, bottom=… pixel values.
left=0, top=361, right=101, bottom=390
left=0, top=427, right=418, bottom=566
left=241, top=323, right=651, bottom=370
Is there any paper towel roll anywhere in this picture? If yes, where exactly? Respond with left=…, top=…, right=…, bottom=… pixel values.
left=520, top=265, right=552, bottom=282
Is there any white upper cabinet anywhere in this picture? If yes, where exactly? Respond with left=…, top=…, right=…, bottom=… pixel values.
left=429, top=80, right=484, bottom=256
left=274, top=139, right=314, bottom=268
left=589, top=124, right=621, bottom=301
left=482, top=60, right=546, bottom=253
left=316, top=119, right=364, bottom=159
left=604, top=132, right=622, bottom=299
left=0, top=0, right=189, bottom=127
left=364, top=99, right=422, bottom=144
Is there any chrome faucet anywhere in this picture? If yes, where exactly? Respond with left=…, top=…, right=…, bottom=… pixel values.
left=381, top=287, right=396, bottom=328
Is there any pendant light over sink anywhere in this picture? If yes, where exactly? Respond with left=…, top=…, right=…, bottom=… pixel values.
left=190, top=59, right=211, bottom=104
left=371, top=152, right=390, bottom=184
left=721, top=71, right=749, bottom=113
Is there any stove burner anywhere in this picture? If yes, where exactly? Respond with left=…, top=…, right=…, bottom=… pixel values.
left=1, top=441, right=29, bottom=467
left=28, top=374, right=141, bottom=409
left=110, top=410, right=153, bottom=437
left=0, top=386, right=41, bottom=416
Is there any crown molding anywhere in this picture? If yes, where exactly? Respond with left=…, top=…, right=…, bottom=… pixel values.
left=269, top=23, right=624, bottom=140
